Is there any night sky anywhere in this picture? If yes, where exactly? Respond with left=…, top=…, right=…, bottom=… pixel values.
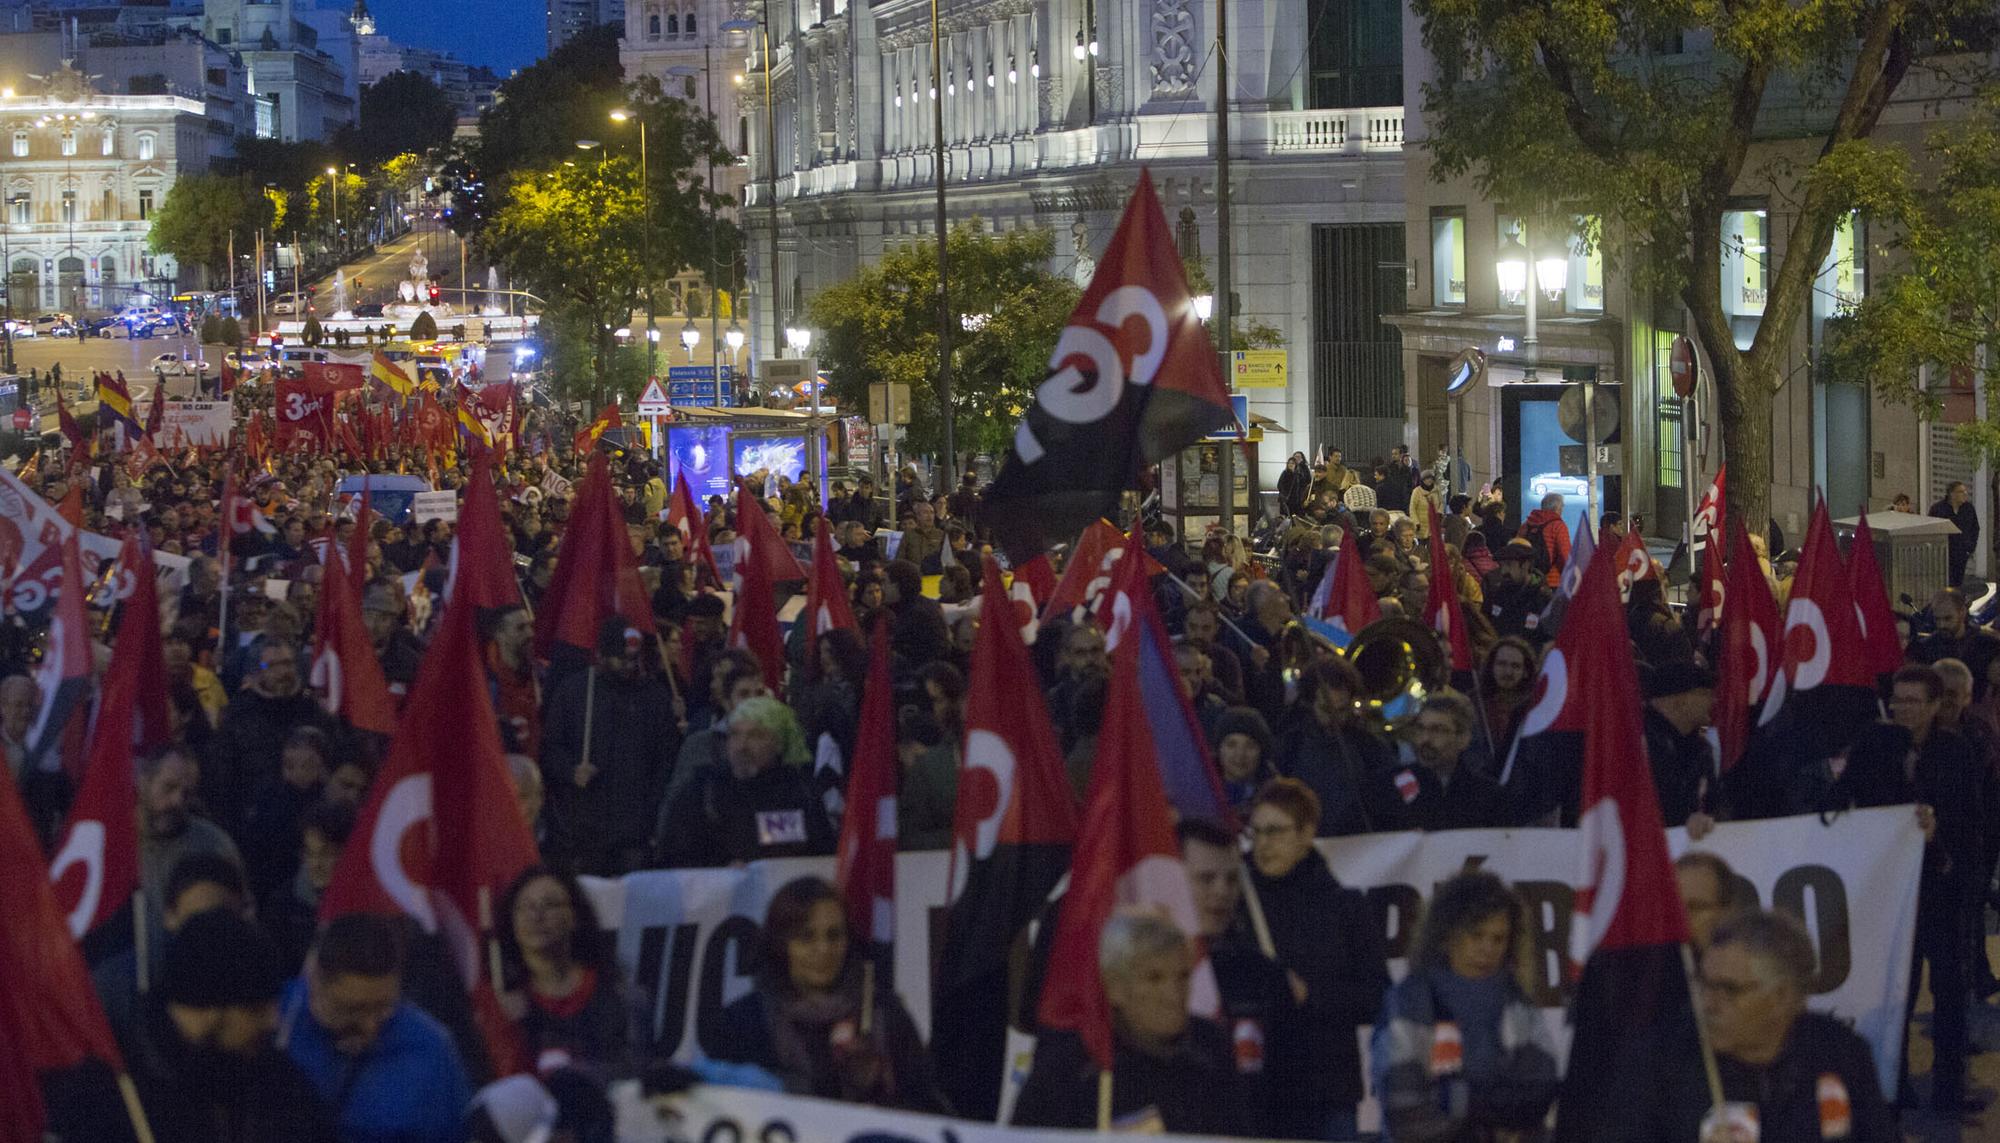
left=364, top=0, right=550, bottom=77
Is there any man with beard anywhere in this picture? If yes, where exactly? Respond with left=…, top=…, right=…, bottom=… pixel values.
left=138, top=745, right=243, bottom=939
left=1908, top=588, right=2000, bottom=701
left=281, top=914, right=472, bottom=1143
left=209, top=636, right=333, bottom=832
left=115, top=909, right=340, bottom=1142
left=1182, top=601, right=1246, bottom=706
left=1275, top=657, right=1396, bottom=836
left=1480, top=541, right=1554, bottom=645
left=1371, top=690, right=1506, bottom=831
left=482, top=605, right=542, bottom=757
left=540, top=618, right=679, bottom=875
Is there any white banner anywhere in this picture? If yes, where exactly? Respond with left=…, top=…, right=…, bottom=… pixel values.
left=410, top=489, right=459, bottom=523
left=158, top=400, right=232, bottom=449
left=613, top=1081, right=1274, bottom=1143
left=587, top=807, right=1922, bottom=1101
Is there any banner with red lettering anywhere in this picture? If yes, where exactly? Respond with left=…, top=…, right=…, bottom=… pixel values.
left=276, top=373, right=339, bottom=451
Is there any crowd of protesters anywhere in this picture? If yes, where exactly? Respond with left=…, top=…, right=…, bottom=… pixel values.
left=9, top=427, right=1975, bottom=1143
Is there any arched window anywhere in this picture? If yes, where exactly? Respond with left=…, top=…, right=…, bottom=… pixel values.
left=666, top=11, right=679, bottom=34
left=100, top=126, right=114, bottom=155
left=649, top=12, right=661, bottom=36
left=685, top=10, right=696, bottom=35
left=10, top=132, right=24, bottom=158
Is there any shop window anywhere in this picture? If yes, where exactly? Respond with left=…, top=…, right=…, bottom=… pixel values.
left=1430, top=208, right=1465, bottom=307
left=1812, top=211, right=1865, bottom=346
left=1721, top=204, right=1768, bottom=350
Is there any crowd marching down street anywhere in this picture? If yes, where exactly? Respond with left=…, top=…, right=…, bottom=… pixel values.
left=0, top=176, right=1974, bottom=1143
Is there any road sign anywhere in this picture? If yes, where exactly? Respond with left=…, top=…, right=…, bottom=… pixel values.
left=1669, top=335, right=1699, bottom=398
left=1207, top=394, right=1252, bottom=440
left=764, top=358, right=816, bottom=388
left=636, top=378, right=672, bottom=417
left=10, top=407, right=30, bottom=431
left=868, top=382, right=911, bottom=425
left=1230, top=349, right=1287, bottom=389
left=1559, top=444, right=1623, bottom=477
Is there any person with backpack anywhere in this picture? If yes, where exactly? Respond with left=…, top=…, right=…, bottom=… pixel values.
left=1516, top=493, right=1572, bottom=588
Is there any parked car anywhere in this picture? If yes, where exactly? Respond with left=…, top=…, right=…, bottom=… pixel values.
left=151, top=354, right=209, bottom=376
left=1527, top=472, right=1592, bottom=501
left=352, top=302, right=385, bottom=318
left=80, top=316, right=122, bottom=338
left=272, top=292, right=311, bottom=316
left=31, top=313, right=76, bottom=337
left=1, top=319, right=34, bottom=339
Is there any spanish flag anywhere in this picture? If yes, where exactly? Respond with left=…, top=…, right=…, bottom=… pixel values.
left=370, top=352, right=414, bottom=399
left=456, top=401, right=493, bottom=448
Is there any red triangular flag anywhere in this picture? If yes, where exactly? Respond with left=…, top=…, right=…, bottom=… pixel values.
left=835, top=619, right=897, bottom=952
left=1715, top=517, right=1782, bottom=773
left=804, top=518, right=859, bottom=663
left=1322, top=526, right=1381, bottom=635
left=1847, top=510, right=1902, bottom=679
left=309, top=524, right=398, bottom=737
left=319, top=569, right=540, bottom=1072
left=534, top=454, right=654, bottom=661
left=448, top=456, right=524, bottom=614
left=1693, top=466, right=1727, bottom=639
left=732, top=482, right=806, bottom=585
left=1612, top=527, right=1657, bottom=604
left=1042, top=519, right=1160, bottom=619
left=1763, top=501, right=1873, bottom=719
left=1037, top=574, right=1215, bottom=1068
left=665, top=473, right=721, bottom=585
left=1424, top=503, right=1474, bottom=672
left=0, top=755, right=128, bottom=1143
left=49, top=536, right=168, bottom=940
left=1553, top=525, right=1700, bottom=1140
left=1012, top=553, right=1057, bottom=612
left=728, top=538, right=788, bottom=696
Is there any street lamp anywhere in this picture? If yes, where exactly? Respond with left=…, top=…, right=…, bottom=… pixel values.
left=1535, top=239, right=1570, bottom=301
left=609, top=107, right=654, bottom=378
left=681, top=317, right=701, bottom=359
left=1494, top=232, right=1528, bottom=300
left=725, top=320, right=745, bottom=353
left=1191, top=293, right=1214, bottom=324
left=784, top=325, right=811, bottom=354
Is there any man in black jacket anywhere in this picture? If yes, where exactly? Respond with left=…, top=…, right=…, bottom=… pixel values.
left=208, top=635, right=333, bottom=834
left=654, top=695, right=833, bottom=866
left=883, top=559, right=951, bottom=672
left=1481, top=540, right=1554, bottom=645
left=1376, top=689, right=1506, bottom=831
left=1640, top=658, right=1719, bottom=829
left=1276, top=657, right=1396, bottom=835
left=1930, top=480, right=1981, bottom=588
left=540, top=618, right=680, bottom=875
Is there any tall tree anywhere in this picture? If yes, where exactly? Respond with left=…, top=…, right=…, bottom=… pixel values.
left=808, top=223, right=1082, bottom=457
left=343, top=70, right=458, bottom=162
left=146, top=174, right=275, bottom=284
left=1412, top=0, right=1994, bottom=530
left=1823, top=87, right=2000, bottom=462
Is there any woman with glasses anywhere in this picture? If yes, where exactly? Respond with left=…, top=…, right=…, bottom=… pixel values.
left=1369, top=870, right=1557, bottom=1142
left=1244, top=778, right=1389, bottom=1139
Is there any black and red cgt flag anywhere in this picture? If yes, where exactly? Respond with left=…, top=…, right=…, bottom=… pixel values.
left=1758, top=501, right=1877, bottom=766
left=931, top=556, right=1079, bottom=1120
left=1552, top=542, right=1707, bottom=1142
left=983, top=169, right=1234, bottom=558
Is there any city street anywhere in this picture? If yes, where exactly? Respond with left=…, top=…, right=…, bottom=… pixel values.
left=302, top=217, right=472, bottom=312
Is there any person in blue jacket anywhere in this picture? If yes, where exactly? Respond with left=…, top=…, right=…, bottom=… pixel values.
left=281, top=912, right=473, bottom=1143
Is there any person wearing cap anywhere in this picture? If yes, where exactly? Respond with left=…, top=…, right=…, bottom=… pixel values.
left=1641, top=657, right=1719, bottom=830
left=540, top=616, right=679, bottom=876
left=280, top=913, right=472, bottom=1143
left=1479, top=540, right=1553, bottom=646
left=655, top=694, right=833, bottom=866
left=119, top=909, right=341, bottom=1142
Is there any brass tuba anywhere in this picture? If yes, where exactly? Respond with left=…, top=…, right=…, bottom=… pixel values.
left=1343, top=617, right=1447, bottom=733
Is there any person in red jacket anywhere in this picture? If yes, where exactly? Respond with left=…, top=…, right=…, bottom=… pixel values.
left=1516, top=493, right=1573, bottom=588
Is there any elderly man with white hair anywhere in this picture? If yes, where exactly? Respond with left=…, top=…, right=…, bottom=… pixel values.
left=1013, top=908, right=1256, bottom=1135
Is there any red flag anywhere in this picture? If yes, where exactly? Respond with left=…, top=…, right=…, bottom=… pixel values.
left=144, top=380, right=165, bottom=437
left=732, top=482, right=806, bottom=585
left=729, top=537, right=788, bottom=695
left=48, top=536, right=169, bottom=940
left=835, top=619, right=897, bottom=952
left=1042, top=519, right=1155, bottom=619
left=1715, top=517, right=1781, bottom=773
left=1318, top=526, right=1381, bottom=636
left=55, top=389, right=86, bottom=457
left=1763, top=501, right=1873, bottom=719
left=934, top=556, right=1080, bottom=1116
left=1847, top=511, right=1902, bottom=679
left=1552, top=527, right=1700, bottom=1140
left=275, top=371, right=338, bottom=451
left=54, top=487, right=82, bottom=529
left=1612, top=527, right=1657, bottom=603
left=665, top=473, right=722, bottom=586
left=0, top=751, right=128, bottom=1143
left=310, top=526, right=398, bottom=736
left=533, top=454, right=654, bottom=662
left=571, top=404, right=622, bottom=454
left=220, top=470, right=276, bottom=539
left=448, top=456, right=524, bottom=614
left=1693, top=466, right=1726, bottom=639
left=985, top=168, right=1233, bottom=557
left=804, top=518, right=859, bottom=663
left=219, top=358, right=240, bottom=394
left=24, top=534, right=93, bottom=781
left=1012, top=553, right=1057, bottom=611
left=1423, top=504, right=1474, bottom=672
left=302, top=361, right=367, bottom=392
left=319, top=568, right=541, bottom=1071
left=1037, top=568, right=1215, bottom=1068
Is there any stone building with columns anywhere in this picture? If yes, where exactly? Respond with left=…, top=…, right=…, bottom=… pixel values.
left=737, top=0, right=1409, bottom=484
left=1, top=62, right=208, bottom=315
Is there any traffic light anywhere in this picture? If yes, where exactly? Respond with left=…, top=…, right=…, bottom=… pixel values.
left=427, top=284, right=441, bottom=304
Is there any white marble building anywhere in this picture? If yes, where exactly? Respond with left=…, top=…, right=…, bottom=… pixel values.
left=736, top=0, right=1410, bottom=483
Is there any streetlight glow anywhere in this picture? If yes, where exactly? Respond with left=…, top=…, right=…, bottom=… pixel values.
left=1495, top=234, right=1529, bottom=298
left=681, top=318, right=701, bottom=352
left=1192, top=294, right=1214, bottom=323
left=725, top=322, right=745, bottom=352
left=609, top=108, right=631, bottom=122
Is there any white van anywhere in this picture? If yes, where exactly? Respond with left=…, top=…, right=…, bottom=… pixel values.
left=273, top=293, right=311, bottom=316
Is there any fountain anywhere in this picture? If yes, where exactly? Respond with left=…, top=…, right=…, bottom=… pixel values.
left=483, top=266, right=503, bottom=316
left=329, top=269, right=353, bottom=319
left=384, top=246, right=451, bottom=324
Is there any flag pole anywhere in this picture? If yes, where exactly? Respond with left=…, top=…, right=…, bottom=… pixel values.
left=859, top=959, right=875, bottom=1036
left=1240, top=876, right=1277, bottom=959
left=116, top=1072, right=159, bottom=1143
left=1679, top=943, right=1727, bottom=1110
left=480, top=886, right=505, bottom=989
left=1096, top=1069, right=1113, bottom=1131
